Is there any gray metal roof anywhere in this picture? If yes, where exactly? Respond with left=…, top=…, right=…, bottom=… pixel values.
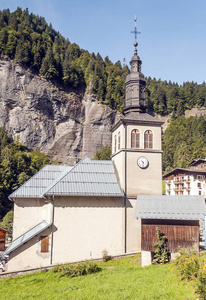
left=9, top=157, right=123, bottom=199
left=4, top=220, right=52, bottom=255
left=123, top=112, right=163, bottom=124
left=9, top=165, right=72, bottom=199
left=135, top=195, right=206, bottom=220
left=45, top=157, right=123, bottom=197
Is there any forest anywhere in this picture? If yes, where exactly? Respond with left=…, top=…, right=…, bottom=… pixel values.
left=0, top=8, right=206, bottom=220
left=0, top=8, right=206, bottom=114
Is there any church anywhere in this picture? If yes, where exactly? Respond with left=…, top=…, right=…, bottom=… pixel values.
left=5, top=30, right=164, bottom=271
left=6, top=26, right=205, bottom=272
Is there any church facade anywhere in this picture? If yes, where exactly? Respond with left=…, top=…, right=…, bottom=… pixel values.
left=5, top=37, right=164, bottom=272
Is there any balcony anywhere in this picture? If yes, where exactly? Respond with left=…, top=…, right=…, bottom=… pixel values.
left=185, top=186, right=191, bottom=190
left=174, top=186, right=185, bottom=191
left=174, top=178, right=185, bottom=184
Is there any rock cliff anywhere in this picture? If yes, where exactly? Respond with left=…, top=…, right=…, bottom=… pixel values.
left=0, top=58, right=117, bottom=165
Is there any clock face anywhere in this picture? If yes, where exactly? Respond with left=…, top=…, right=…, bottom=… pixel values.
left=137, top=156, right=149, bottom=169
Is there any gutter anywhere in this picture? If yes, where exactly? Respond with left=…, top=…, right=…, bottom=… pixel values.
left=50, top=194, right=54, bottom=265
left=124, top=122, right=127, bottom=254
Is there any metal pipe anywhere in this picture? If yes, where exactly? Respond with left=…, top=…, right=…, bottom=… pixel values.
left=124, top=122, right=127, bottom=253
left=50, top=194, right=54, bottom=265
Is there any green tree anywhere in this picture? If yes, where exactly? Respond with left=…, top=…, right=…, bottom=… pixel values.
left=0, top=210, right=13, bottom=231
left=153, top=227, right=169, bottom=264
left=0, top=128, right=51, bottom=219
left=93, top=145, right=111, bottom=160
left=40, top=46, right=59, bottom=79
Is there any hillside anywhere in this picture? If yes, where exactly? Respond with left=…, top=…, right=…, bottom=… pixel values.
left=0, top=57, right=117, bottom=165
left=0, top=256, right=195, bottom=299
left=0, top=8, right=206, bottom=169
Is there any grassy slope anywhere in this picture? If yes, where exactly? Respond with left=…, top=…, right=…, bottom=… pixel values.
left=0, top=255, right=195, bottom=300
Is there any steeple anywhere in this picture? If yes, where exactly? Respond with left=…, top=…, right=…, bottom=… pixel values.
left=123, top=16, right=147, bottom=115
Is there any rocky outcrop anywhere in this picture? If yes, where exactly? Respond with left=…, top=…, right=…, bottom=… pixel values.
left=0, top=58, right=117, bottom=165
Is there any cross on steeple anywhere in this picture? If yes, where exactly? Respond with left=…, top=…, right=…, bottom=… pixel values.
left=130, top=15, right=141, bottom=55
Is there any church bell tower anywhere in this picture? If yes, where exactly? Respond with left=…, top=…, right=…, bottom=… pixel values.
left=112, top=17, right=163, bottom=198
left=124, top=38, right=147, bottom=114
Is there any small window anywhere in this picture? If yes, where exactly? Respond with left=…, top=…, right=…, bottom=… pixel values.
left=197, top=182, right=201, bottom=188
left=199, top=191, right=202, bottom=195
left=131, top=129, right=140, bottom=148
left=118, top=132, right=120, bottom=150
left=144, top=130, right=153, bottom=149
left=41, top=236, right=49, bottom=253
left=114, top=135, right=117, bottom=153
left=188, top=190, right=190, bottom=195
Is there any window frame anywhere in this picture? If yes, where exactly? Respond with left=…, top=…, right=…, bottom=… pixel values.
left=40, top=236, right=49, bottom=253
left=144, top=130, right=153, bottom=149
left=114, top=135, right=117, bottom=153
left=131, top=129, right=140, bottom=149
left=118, top=131, right=120, bottom=150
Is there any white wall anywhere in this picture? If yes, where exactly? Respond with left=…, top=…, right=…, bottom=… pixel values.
left=52, top=196, right=125, bottom=264
left=12, top=198, right=52, bottom=239
left=8, top=195, right=128, bottom=271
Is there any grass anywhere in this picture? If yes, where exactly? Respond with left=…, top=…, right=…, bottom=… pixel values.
left=0, top=255, right=196, bottom=300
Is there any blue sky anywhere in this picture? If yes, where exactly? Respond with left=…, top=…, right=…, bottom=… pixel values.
left=0, top=0, right=206, bottom=85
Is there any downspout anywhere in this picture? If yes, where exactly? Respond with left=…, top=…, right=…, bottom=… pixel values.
left=124, top=122, right=127, bottom=253
left=50, top=194, right=54, bottom=265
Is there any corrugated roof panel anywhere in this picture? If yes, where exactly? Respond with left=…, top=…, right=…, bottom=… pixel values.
left=135, top=195, right=206, bottom=220
left=9, top=157, right=122, bottom=199
left=45, top=157, right=122, bottom=197
left=60, top=172, right=117, bottom=183
left=9, top=165, right=72, bottom=199
left=5, top=220, right=52, bottom=255
left=46, top=181, right=122, bottom=197
left=73, top=161, right=114, bottom=174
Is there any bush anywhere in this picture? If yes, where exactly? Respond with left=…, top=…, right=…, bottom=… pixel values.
left=194, top=265, right=206, bottom=300
left=102, top=249, right=113, bottom=262
left=53, top=260, right=102, bottom=278
left=172, top=250, right=200, bottom=281
left=153, top=227, right=170, bottom=264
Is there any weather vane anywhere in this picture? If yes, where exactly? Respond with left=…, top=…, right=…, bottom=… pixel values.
left=130, top=15, right=141, bottom=54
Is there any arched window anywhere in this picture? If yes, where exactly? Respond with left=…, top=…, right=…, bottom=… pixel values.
left=131, top=129, right=140, bottom=148
left=118, top=132, right=120, bottom=150
left=144, top=130, right=153, bottom=149
left=114, top=135, right=117, bottom=152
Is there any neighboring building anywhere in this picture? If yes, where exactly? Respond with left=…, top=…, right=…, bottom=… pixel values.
left=0, top=227, right=10, bottom=251
left=163, top=159, right=206, bottom=196
left=135, top=195, right=206, bottom=265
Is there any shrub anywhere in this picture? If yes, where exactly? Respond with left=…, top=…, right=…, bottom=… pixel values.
left=53, top=261, right=102, bottom=278
left=153, top=227, right=170, bottom=264
left=102, top=249, right=113, bottom=262
left=172, top=250, right=200, bottom=281
left=194, top=265, right=206, bottom=300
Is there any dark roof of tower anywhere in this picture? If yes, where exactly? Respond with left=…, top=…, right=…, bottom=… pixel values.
left=123, top=112, right=163, bottom=123
left=112, top=112, right=163, bottom=132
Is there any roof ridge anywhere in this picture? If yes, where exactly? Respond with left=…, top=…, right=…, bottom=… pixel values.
left=44, top=156, right=91, bottom=196
left=40, top=165, right=73, bottom=197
